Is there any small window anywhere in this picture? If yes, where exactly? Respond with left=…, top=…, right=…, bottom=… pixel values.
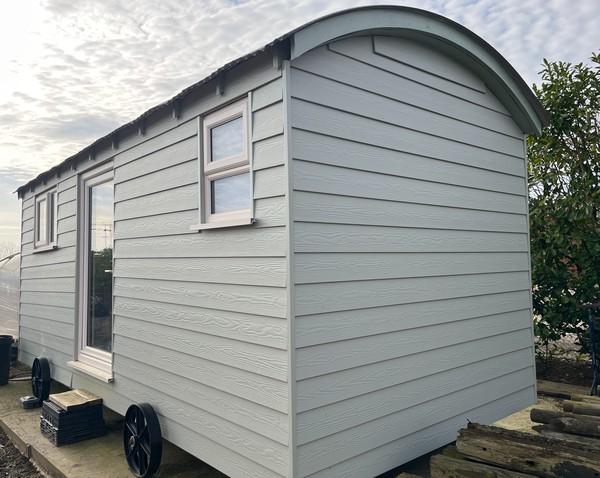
left=34, top=188, right=57, bottom=249
left=198, top=98, right=252, bottom=228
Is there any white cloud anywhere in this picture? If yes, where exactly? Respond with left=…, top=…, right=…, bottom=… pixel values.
left=0, top=0, right=598, bottom=245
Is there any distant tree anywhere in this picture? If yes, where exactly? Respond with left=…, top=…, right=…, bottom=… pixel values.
left=0, top=242, right=18, bottom=262
left=528, top=52, right=600, bottom=350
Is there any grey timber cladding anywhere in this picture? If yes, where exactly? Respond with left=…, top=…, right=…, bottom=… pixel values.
left=19, top=56, right=290, bottom=477
left=289, top=36, right=536, bottom=477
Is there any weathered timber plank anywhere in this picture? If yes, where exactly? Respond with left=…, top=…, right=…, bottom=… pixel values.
left=456, top=423, right=600, bottom=477
left=537, top=380, right=589, bottom=399
left=533, top=425, right=600, bottom=447
left=563, top=400, right=600, bottom=417
left=530, top=408, right=580, bottom=424
left=550, top=417, right=600, bottom=438
left=430, top=454, right=537, bottom=478
left=571, top=394, right=600, bottom=405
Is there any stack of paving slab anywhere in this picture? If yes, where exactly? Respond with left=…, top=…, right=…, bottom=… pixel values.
left=40, top=389, right=106, bottom=446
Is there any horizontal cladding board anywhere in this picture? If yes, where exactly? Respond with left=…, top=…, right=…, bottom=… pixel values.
left=20, top=291, right=75, bottom=309
left=20, top=276, right=75, bottom=293
left=290, top=68, right=524, bottom=157
left=58, top=215, right=77, bottom=234
left=115, top=210, right=198, bottom=240
left=20, top=246, right=75, bottom=268
left=293, top=191, right=527, bottom=233
left=20, top=314, right=73, bottom=340
left=254, top=196, right=287, bottom=228
left=296, top=329, right=533, bottom=412
left=22, top=217, right=33, bottom=234
left=114, top=315, right=287, bottom=381
left=291, top=44, right=521, bottom=137
left=58, top=185, right=77, bottom=203
left=19, top=343, right=72, bottom=385
left=114, top=228, right=287, bottom=259
left=115, top=135, right=198, bottom=182
left=114, top=277, right=287, bottom=319
left=254, top=134, right=285, bottom=171
left=297, top=348, right=533, bottom=444
left=295, top=271, right=530, bottom=316
left=294, top=223, right=528, bottom=253
left=373, top=36, right=485, bottom=92
left=57, top=230, right=77, bottom=248
left=114, top=183, right=198, bottom=221
left=115, top=353, right=289, bottom=445
left=57, top=199, right=77, bottom=220
left=114, top=159, right=197, bottom=203
left=296, top=309, right=531, bottom=379
left=19, top=303, right=75, bottom=324
left=21, top=230, right=33, bottom=245
left=113, top=296, right=287, bottom=349
left=294, top=251, right=529, bottom=284
left=252, top=79, right=283, bottom=112
left=292, top=100, right=524, bottom=175
left=114, top=335, right=288, bottom=413
left=157, top=420, right=286, bottom=478
left=292, top=155, right=525, bottom=209
left=295, top=290, right=531, bottom=347
left=19, top=324, right=73, bottom=353
left=298, top=369, right=533, bottom=476
left=292, top=130, right=525, bottom=197
left=304, top=387, right=534, bottom=478
left=328, top=36, right=510, bottom=115
left=253, top=102, right=284, bottom=142
left=115, top=119, right=199, bottom=167
left=110, top=367, right=289, bottom=475
left=114, top=256, right=286, bottom=287
left=254, top=165, right=287, bottom=200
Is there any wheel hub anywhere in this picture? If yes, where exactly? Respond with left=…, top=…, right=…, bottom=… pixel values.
left=129, top=435, right=136, bottom=449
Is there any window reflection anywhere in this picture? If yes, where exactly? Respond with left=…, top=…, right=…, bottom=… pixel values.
left=87, top=180, right=113, bottom=353
left=211, top=116, right=244, bottom=162
left=211, top=173, right=250, bottom=214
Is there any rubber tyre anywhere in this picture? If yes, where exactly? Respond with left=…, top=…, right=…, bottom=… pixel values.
left=123, top=403, right=162, bottom=477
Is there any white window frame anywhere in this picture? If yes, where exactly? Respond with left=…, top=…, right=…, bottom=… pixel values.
left=192, top=97, right=254, bottom=230
left=76, top=164, right=114, bottom=375
left=34, top=187, right=57, bottom=251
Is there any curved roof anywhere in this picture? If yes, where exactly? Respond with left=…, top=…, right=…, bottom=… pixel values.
left=17, top=6, right=547, bottom=196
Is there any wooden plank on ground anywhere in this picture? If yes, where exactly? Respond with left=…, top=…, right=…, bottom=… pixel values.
left=49, top=389, right=102, bottom=411
left=456, top=423, right=600, bottom=477
left=571, top=394, right=600, bottom=404
left=534, top=425, right=600, bottom=447
left=430, top=454, right=538, bottom=478
left=550, top=417, right=600, bottom=438
left=537, top=380, right=588, bottom=399
left=563, top=400, right=600, bottom=417
left=530, top=408, right=580, bottom=424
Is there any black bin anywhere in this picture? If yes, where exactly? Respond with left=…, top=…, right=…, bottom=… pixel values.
left=0, top=335, right=13, bottom=386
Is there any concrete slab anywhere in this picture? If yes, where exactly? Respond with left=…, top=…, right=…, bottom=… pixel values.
left=0, top=376, right=227, bottom=477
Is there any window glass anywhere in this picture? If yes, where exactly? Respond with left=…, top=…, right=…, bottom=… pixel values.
left=87, top=180, right=113, bottom=353
left=211, top=172, right=250, bottom=214
left=210, top=116, right=244, bottom=162
left=37, top=198, right=47, bottom=243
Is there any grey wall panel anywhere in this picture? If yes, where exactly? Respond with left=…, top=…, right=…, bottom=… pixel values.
left=290, top=36, right=535, bottom=477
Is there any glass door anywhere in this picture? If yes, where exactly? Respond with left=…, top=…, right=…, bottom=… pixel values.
left=79, top=167, right=114, bottom=371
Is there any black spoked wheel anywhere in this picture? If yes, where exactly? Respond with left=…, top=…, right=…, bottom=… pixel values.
left=31, top=357, right=51, bottom=402
left=123, top=403, right=162, bottom=478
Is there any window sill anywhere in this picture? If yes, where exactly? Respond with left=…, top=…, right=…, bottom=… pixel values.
left=190, top=217, right=256, bottom=231
left=67, top=361, right=114, bottom=383
left=33, top=244, right=57, bottom=253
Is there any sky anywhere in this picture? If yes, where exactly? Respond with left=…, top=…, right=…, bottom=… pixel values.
left=0, top=0, right=599, bottom=249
